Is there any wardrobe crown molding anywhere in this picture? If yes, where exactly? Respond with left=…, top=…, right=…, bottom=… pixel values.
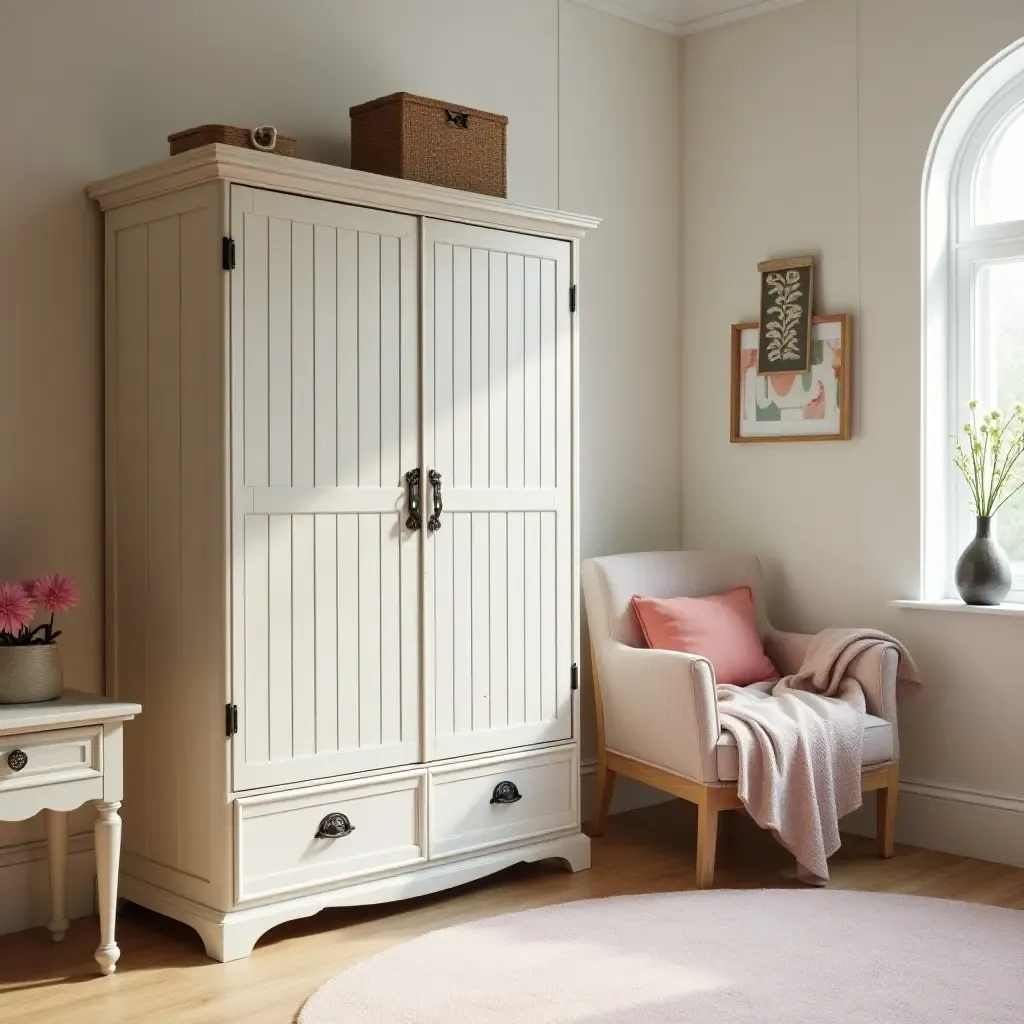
left=88, top=144, right=601, bottom=239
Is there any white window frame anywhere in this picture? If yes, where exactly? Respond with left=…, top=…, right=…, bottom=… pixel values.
left=922, top=39, right=1024, bottom=601
left=953, top=81, right=1024, bottom=599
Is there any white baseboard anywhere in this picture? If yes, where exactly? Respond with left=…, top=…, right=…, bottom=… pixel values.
left=0, top=832, right=96, bottom=935
left=2, top=773, right=1019, bottom=937
left=842, top=777, right=1024, bottom=868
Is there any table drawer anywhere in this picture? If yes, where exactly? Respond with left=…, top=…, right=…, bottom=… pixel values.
left=429, top=745, right=578, bottom=859
left=235, top=771, right=426, bottom=902
left=0, top=726, right=102, bottom=792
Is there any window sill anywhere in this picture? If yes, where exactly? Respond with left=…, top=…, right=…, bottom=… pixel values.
left=890, top=599, right=1024, bottom=617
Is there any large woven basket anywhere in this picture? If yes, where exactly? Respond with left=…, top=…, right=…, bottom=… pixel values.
left=350, top=93, right=507, bottom=198
left=168, top=124, right=298, bottom=158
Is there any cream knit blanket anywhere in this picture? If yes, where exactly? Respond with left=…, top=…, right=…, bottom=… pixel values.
left=716, top=628, right=922, bottom=883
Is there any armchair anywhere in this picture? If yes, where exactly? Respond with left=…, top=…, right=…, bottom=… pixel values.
left=581, top=551, right=900, bottom=888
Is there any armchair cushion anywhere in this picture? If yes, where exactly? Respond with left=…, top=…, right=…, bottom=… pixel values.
left=715, top=683, right=894, bottom=781
left=632, top=587, right=778, bottom=687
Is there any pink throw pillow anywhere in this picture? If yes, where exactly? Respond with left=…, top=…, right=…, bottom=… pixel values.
left=631, top=587, right=779, bottom=687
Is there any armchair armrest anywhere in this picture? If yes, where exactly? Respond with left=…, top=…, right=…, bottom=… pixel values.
left=846, top=644, right=900, bottom=757
left=595, top=639, right=721, bottom=784
left=768, top=629, right=900, bottom=758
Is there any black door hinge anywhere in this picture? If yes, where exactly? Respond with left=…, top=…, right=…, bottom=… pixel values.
left=225, top=703, right=239, bottom=736
left=569, top=285, right=577, bottom=313
left=222, top=236, right=236, bottom=271
left=570, top=662, right=579, bottom=691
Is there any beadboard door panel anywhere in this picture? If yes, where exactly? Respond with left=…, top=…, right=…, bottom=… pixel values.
left=231, top=187, right=420, bottom=791
left=423, top=221, right=574, bottom=760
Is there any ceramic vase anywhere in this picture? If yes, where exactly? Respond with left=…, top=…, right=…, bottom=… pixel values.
left=955, top=516, right=1012, bottom=606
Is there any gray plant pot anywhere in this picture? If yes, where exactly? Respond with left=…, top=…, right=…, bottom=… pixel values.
left=0, top=645, right=64, bottom=704
left=955, top=516, right=1012, bottom=606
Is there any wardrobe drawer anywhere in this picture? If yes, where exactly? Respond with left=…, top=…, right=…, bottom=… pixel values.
left=0, top=726, right=102, bottom=792
left=429, top=746, right=578, bottom=858
left=235, top=772, right=427, bottom=901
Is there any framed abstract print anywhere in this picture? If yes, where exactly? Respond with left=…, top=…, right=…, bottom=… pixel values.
left=731, top=313, right=852, bottom=442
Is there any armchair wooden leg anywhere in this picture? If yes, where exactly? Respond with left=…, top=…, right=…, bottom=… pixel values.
left=695, top=791, right=720, bottom=889
left=591, top=759, right=616, bottom=837
left=876, top=762, right=899, bottom=858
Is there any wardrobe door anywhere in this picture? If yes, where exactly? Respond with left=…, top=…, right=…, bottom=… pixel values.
left=231, top=187, right=421, bottom=791
left=423, top=220, right=575, bottom=760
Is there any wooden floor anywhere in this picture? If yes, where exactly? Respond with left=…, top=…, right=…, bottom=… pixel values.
left=1, top=802, right=1022, bottom=1024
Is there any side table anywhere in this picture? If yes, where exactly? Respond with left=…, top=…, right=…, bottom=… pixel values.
left=0, top=690, right=141, bottom=974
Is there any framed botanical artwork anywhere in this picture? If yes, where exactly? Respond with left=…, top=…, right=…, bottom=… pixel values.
left=757, top=256, right=814, bottom=374
left=731, top=313, right=852, bottom=442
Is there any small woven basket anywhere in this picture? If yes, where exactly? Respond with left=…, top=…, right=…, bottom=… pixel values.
left=350, top=93, right=507, bottom=197
left=168, top=124, right=298, bottom=158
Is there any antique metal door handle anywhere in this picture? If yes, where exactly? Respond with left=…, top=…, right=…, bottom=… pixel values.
left=490, top=781, right=522, bottom=805
left=405, top=468, right=422, bottom=531
left=6, top=749, right=28, bottom=773
left=314, top=812, right=355, bottom=839
left=427, top=470, right=443, bottom=532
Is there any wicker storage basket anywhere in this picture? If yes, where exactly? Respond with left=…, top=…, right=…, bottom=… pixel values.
left=168, top=124, right=298, bottom=158
left=349, top=93, right=507, bottom=197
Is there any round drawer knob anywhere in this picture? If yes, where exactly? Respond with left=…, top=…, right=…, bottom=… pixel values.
left=7, top=749, right=28, bottom=773
left=490, top=780, right=522, bottom=805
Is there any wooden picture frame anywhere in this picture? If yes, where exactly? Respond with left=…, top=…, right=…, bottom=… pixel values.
left=731, top=313, right=852, bottom=443
left=757, top=256, right=814, bottom=375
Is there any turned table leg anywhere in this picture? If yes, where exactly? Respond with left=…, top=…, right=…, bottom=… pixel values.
left=93, top=800, right=122, bottom=975
left=44, top=809, right=70, bottom=942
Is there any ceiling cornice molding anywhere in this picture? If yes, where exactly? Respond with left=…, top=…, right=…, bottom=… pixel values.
left=677, top=0, right=809, bottom=35
left=568, top=0, right=680, bottom=35
left=570, top=0, right=808, bottom=37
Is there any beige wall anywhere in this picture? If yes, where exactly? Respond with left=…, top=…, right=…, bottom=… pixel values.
left=560, top=1, right=683, bottom=760
left=0, top=0, right=682, bottom=931
left=681, top=0, right=1024, bottom=865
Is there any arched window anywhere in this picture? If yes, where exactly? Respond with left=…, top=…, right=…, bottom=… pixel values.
left=922, top=39, right=1024, bottom=601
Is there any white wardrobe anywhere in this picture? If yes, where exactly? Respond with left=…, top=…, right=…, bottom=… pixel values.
left=89, top=145, right=597, bottom=960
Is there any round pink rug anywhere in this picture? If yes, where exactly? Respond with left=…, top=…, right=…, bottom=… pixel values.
left=299, top=890, right=1023, bottom=1023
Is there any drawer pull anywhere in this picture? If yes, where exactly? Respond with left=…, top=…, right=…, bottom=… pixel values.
left=314, top=812, right=355, bottom=839
left=490, top=780, right=522, bottom=805
left=6, top=749, right=28, bottom=773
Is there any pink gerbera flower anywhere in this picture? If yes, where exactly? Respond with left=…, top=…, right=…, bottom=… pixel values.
left=32, top=573, right=81, bottom=614
left=0, top=582, right=35, bottom=635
